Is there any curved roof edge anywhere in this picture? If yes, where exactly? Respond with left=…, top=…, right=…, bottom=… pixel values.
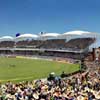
left=0, top=36, right=14, bottom=41
left=63, top=30, right=91, bottom=35
left=40, top=33, right=60, bottom=38
left=16, top=34, right=38, bottom=39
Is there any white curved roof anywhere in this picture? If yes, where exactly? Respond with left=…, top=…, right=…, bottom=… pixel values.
left=61, top=30, right=100, bottom=39
left=63, top=30, right=91, bottom=35
left=0, top=36, right=14, bottom=41
left=40, top=33, right=60, bottom=37
left=16, top=34, right=38, bottom=38
left=56, top=30, right=99, bottom=41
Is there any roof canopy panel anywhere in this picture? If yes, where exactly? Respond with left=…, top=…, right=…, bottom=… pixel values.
left=0, top=36, right=14, bottom=41
left=15, top=34, right=38, bottom=41
left=39, top=33, right=60, bottom=40
left=41, top=33, right=60, bottom=37
left=61, top=30, right=99, bottom=39
left=16, top=34, right=38, bottom=38
left=63, top=30, right=90, bottom=35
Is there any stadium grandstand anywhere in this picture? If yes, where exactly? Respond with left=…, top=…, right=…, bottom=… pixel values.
left=0, top=30, right=98, bottom=60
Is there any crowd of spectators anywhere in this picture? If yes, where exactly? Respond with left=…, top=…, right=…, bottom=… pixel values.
left=64, top=38, right=95, bottom=50
left=0, top=41, right=14, bottom=48
left=0, top=61, right=100, bottom=100
left=15, top=40, right=42, bottom=48
left=15, top=38, right=95, bottom=50
left=0, top=38, right=95, bottom=51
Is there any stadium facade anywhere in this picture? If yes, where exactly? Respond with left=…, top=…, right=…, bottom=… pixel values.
left=0, top=30, right=100, bottom=61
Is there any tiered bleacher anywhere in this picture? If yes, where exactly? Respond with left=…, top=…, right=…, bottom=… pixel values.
left=0, top=41, right=14, bottom=48
left=64, top=38, right=95, bottom=50
left=15, top=38, right=95, bottom=50
left=15, top=40, right=42, bottom=48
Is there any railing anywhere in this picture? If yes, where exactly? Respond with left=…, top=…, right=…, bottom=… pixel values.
left=0, top=47, right=86, bottom=53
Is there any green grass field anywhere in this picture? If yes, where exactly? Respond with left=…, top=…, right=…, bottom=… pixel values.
left=0, top=57, right=80, bottom=83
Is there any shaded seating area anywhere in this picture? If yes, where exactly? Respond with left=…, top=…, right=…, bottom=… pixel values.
left=64, top=38, right=95, bottom=50
left=0, top=41, right=15, bottom=48
left=0, top=38, right=95, bottom=52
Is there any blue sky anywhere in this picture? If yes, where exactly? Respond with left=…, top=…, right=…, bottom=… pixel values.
left=0, top=0, right=100, bottom=36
